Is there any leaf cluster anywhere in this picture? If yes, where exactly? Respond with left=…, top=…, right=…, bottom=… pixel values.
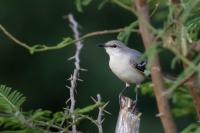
left=0, top=84, right=107, bottom=133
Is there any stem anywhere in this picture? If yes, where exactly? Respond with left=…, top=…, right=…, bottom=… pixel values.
left=0, top=24, right=138, bottom=54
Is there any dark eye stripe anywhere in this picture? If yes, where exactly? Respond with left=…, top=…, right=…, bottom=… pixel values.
left=111, top=44, right=117, bottom=48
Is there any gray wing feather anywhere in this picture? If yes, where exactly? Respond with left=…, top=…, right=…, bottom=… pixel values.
left=128, top=49, right=147, bottom=72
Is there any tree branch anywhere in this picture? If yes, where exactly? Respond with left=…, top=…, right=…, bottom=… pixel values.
left=135, top=0, right=177, bottom=133
left=0, top=24, right=138, bottom=54
left=67, top=13, right=84, bottom=133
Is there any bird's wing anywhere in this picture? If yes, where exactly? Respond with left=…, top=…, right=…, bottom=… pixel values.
left=135, top=60, right=147, bottom=72
left=129, top=50, right=147, bottom=72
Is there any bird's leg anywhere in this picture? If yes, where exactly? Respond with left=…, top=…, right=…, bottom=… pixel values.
left=134, top=84, right=140, bottom=106
left=129, top=84, right=140, bottom=112
left=119, top=83, right=130, bottom=102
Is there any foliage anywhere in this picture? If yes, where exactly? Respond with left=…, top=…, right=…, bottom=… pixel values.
left=0, top=85, right=26, bottom=113
left=0, top=84, right=107, bottom=133
left=181, top=123, right=200, bottom=133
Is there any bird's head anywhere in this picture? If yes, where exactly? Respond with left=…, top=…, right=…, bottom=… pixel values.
left=98, top=40, right=127, bottom=56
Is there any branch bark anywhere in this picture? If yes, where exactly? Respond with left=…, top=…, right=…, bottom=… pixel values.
left=135, top=0, right=177, bottom=133
left=115, top=96, right=140, bottom=133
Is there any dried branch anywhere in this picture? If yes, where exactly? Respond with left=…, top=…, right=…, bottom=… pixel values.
left=67, top=13, right=84, bottom=133
left=135, top=0, right=177, bottom=133
left=115, top=96, right=140, bottom=133
left=0, top=24, right=138, bottom=54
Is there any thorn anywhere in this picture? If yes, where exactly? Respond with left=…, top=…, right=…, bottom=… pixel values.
left=103, top=110, right=111, bottom=115
left=101, top=118, right=105, bottom=123
left=68, top=75, right=73, bottom=80
left=102, top=101, right=109, bottom=109
left=156, top=112, right=164, bottom=117
left=77, top=78, right=84, bottom=82
left=65, top=85, right=71, bottom=89
left=68, top=56, right=75, bottom=61
left=65, top=98, right=71, bottom=104
left=80, top=68, right=88, bottom=71
left=91, top=96, right=97, bottom=103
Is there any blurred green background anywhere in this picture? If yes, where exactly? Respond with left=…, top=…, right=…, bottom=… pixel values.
left=0, top=0, right=194, bottom=132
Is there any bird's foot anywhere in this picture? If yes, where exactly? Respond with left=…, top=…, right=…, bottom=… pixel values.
left=118, top=86, right=128, bottom=104
left=118, top=92, right=123, bottom=104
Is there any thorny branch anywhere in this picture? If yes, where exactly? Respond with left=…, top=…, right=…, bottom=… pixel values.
left=135, top=0, right=177, bottom=133
left=91, top=94, right=109, bottom=133
left=96, top=94, right=104, bottom=133
left=67, top=14, right=83, bottom=133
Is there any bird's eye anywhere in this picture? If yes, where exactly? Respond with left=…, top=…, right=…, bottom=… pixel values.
left=111, top=44, right=117, bottom=48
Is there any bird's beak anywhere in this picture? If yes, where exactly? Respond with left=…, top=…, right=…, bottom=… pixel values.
left=98, top=44, right=105, bottom=47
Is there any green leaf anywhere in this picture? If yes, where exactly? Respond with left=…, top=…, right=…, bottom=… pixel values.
left=82, top=0, right=92, bottom=6
left=74, top=102, right=104, bottom=114
left=0, top=85, right=26, bottom=113
left=30, top=109, right=52, bottom=121
left=98, top=0, right=109, bottom=10
left=140, top=82, right=154, bottom=96
left=75, top=0, right=83, bottom=12
left=0, top=115, right=25, bottom=129
left=117, top=21, right=138, bottom=44
left=181, top=123, right=200, bottom=133
left=171, top=87, right=195, bottom=117
left=168, top=54, right=200, bottom=93
left=75, top=0, right=93, bottom=12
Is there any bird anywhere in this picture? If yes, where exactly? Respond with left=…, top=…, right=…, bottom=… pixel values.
left=99, top=40, right=147, bottom=103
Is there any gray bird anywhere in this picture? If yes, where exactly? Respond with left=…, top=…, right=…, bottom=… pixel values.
left=99, top=40, right=147, bottom=102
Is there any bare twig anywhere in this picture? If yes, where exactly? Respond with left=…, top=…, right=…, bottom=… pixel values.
left=0, top=24, right=138, bottom=54
left=67, top=14, right=84, bottom=133
left=96, top=94, right=103, bottom=133
left=0, top=24, right=32, bottom=50
left=135, top=0, right=177, bottom=133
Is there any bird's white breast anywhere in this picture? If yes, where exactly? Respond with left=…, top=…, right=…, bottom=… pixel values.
left=109, top=53, right=144, bottom=84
